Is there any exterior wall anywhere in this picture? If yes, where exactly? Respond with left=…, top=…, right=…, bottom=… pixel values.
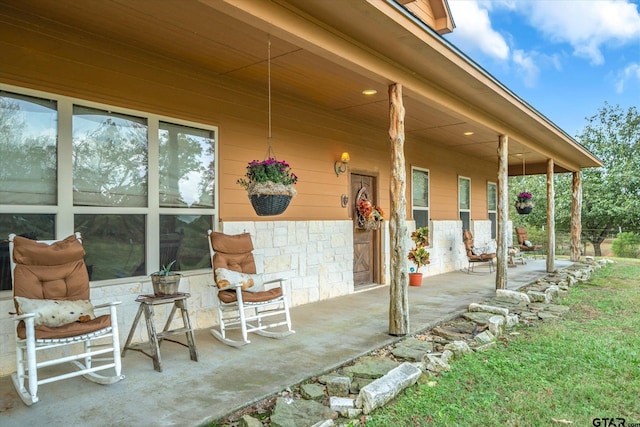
left=427, top=220, right=468, bottom=274
left=220, top=221, right=355, bottom=305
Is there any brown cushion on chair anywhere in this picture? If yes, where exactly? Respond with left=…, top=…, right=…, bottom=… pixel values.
left=16, top=314, right=112, bottom=340
left=217, top=287, right=283, bottom=304
left=13, top=234, right=85, bottom=266
left=210, top=232, right=254, bottom=254
left=210, top=232, right=257, bottom=277
left=12, top=234, right=90, bottom=310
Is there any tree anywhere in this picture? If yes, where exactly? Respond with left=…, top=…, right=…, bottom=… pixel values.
left=509, top=103, right=639, bottom=257
left=562, top=103, right=640, bottom=256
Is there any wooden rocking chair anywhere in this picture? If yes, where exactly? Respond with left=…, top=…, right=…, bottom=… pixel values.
left=8, top=233, right=124, bottom=406
left=207, top=230, right=294, bottom=347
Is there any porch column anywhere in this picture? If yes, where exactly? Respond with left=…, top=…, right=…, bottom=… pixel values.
left=496, top=135, right=508, bottom=290
left=546, top=159, right=555, bottom=272
left=388, top=83, right=409, bottom=336
left=570, top=171, right=582, bottom=262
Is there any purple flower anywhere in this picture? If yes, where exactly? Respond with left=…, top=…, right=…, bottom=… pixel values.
left=517, top=191, right=532, bottom=200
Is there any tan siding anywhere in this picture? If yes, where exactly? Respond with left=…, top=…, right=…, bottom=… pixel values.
left=0, top=23, right=494, bottom=224
left=405, top=136, right=497, bottom=221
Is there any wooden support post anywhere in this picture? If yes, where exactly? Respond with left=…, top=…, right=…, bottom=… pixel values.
left=388, top=83, right=409, bottom=336
left=496, top=135, right=508, bottom=290
left=546, top=159, right=555, bottom=272
left=570, top=171, right=582, bottom=262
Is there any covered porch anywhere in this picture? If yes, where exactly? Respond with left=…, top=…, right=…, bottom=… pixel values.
left=0, top=258, right=568, bottom=426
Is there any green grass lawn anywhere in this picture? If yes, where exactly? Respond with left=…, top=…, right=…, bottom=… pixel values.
left=366, top=260, right=640, bottom=427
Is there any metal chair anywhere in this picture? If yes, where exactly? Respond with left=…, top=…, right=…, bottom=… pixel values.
left=515, top=227, right=544, bottom=257
left=8, top=232, right=124, bottom=406
left=463, top=230, right=496, bottom=273
left=207, top=230, right=294, bottom=347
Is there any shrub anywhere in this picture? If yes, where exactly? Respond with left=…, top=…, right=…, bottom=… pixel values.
left=611, top=232, right=640, bottom=258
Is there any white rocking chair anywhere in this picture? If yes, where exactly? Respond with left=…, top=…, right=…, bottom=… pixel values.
left=8, top=233, right=124, bottom=406
left=207, top=230, right=294, bottom=346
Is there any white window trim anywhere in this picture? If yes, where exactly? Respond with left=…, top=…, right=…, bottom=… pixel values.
left=0, top=83, right=219, bottom=287
left=458, top=175, right=471, bottom=216
left=411, top=166, right=430, bottom=223
left=488, top=181, right=497, bottom=238
left=487, top=181, right=497, bottom=214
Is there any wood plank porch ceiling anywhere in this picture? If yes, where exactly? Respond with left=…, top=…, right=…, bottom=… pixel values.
left=0, top=0, right=601, bottom=174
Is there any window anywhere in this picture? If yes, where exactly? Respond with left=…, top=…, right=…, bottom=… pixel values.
left=159, top=122, right=215, bottom=209
left=412, top=167, right=429, bottom=228
left=73, top=106, right=148, bottom=207
left=0, top=91, right=57, bottom=205
left=488, top=182, right=497, bottom=239
left=0, top=85, right=218, bottom=288
left=459, top=176, right=471, bottom=231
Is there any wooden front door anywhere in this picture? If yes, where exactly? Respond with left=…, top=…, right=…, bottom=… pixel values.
left=351, top=173, right=380, bottom=287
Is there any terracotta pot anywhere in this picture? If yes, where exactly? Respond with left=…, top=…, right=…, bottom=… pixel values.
left=409, top=272, right=423, bottom=287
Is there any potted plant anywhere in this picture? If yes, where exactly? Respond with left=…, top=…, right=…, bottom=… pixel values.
left=237, top=157, right=298, bottom=216
left=515, top=191, right=534, bottom=214
left=150, top=260, right=181, bottom=296
left=408, top=227, right=430, bottom=286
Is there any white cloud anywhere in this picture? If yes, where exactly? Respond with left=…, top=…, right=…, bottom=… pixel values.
left=516, top=0, right=640, bottom=65
left=512, top=49, right=539, bottom=88
left=614, top=63, right=640, bottom=93
left=447, top=0, right=510, bottom=60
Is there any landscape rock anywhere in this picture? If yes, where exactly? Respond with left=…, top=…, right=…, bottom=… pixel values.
left=424, top=354, right=451, bottom=373
left=488, top=315, right=505, bottom=337
left=356, top=362, right=422, bottom=414
left=342, top=356, right=399, bottom=379
left=474, top=330, right=495, bottom=345
left=505, top=313, right=519, bottom=327
left=462, top=311, right=497, bottom=325
left=468, top=303, right=510, bottom=317
left=240, top=414, right=263, bottom=427
left=329, top=397, right=355, bottom=415
left=326, top=376, right=350, bottom=397
left=443, top=340, right=472, bottom=359
left=301, top=383, right=325, bottom=401
left=391, top=337, right=434, bottom=361
left=270, top=397, right=336, bottom=427
left=496, top=289, right=531, bottom=303
left=527, top=290, right=551, bottom=303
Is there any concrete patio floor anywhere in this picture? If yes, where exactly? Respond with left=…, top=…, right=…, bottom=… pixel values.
left=0, top=258, right=566, bottom=427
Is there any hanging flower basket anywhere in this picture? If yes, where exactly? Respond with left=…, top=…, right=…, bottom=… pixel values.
left=515, top=191, right=534, bottom=215
left=237, top=157, right=298, bottom=216
left=516, top=206, right=533, bottom=215
left=250, top=194, right=292, bottom=216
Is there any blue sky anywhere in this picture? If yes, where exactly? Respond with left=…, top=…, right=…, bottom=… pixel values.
left=443, top=0, right=640, bottom=138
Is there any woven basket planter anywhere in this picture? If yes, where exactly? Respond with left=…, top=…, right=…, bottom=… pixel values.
left=250, top=194, right=292, bottom=216
left=516, top=206, right=533, bottom=215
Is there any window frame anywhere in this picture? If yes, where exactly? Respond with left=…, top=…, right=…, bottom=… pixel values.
left=0, top=83, right=219, bottom=290
left=487, top=181, right=497, bottom=239
left=458, top=176, right=471, bottom=231
left=411, top=166, right=430, bottom=229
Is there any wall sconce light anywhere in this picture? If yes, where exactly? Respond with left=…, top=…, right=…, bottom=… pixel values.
left=334, top=152, right=350, bottom=176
